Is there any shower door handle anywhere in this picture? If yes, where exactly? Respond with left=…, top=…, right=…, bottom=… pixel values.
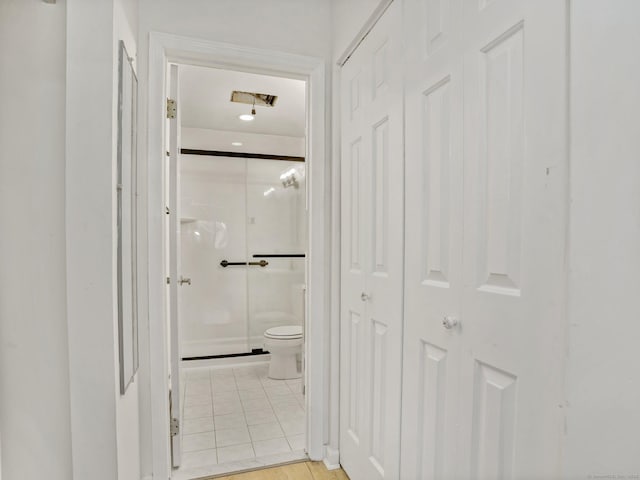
left=220, top=260, right=268, bottom=268
left=248, top=260, right=269, bottom=267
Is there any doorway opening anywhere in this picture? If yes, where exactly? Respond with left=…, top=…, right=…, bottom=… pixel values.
left=166, top=64, right=309, bottom=478
left=147, top=34, right=328, bottom=480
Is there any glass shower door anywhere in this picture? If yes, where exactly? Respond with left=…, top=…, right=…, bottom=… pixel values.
left=245, top=158, right=307, bottom=351
left=179, top=155, right=251, bottom=357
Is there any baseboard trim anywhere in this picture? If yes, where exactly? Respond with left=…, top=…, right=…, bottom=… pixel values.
left=323, top=446, right=340, bottom=470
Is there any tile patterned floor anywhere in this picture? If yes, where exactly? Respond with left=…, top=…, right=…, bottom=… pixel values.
left=173, top=361, right=306, bottom=479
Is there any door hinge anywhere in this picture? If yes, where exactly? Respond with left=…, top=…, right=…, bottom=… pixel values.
left=167, top=98, right=177, bottom=119
left=170, top=417, right=180, bottom=437
left=166, top=206, right=170, bottom=215
left=166, top=277, right=171, bottom=285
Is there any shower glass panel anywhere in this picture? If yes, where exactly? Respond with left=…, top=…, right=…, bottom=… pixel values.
left=180, top=155, right=249, bottom=357
left=179, top=154, right=305, bottom=358
left=246, top=159, right=306, bottom=351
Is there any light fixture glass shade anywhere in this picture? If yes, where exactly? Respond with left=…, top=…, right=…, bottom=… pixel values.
left=238, top=114, right=254, bottom=121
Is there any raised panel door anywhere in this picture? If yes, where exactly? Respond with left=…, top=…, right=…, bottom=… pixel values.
left=340, top=2, right=404, bottom=479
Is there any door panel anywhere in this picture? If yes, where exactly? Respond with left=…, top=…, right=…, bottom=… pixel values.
left=459, top=1, right=568, bottom=477
left=340, top=2, right=404, bottom=479
left=401, top=0, right=568, bottom=478
left=400, top=0, right=464, bottom=478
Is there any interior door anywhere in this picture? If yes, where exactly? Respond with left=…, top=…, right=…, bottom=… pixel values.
left=457, top=1, right=568, bottom=477
left=339, top=2, right=404, bottom=479
left=399, top=0, right=465, bottom=478
left=168, top=63, right=183, bottom=468
left=400, top=0, right=568, bottom=478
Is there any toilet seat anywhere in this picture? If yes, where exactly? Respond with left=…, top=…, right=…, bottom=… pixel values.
left=264, top=325, right=303, bottom=340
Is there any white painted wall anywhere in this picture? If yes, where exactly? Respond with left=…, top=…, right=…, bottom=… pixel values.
left=0, top=2, right=72, bottom=480
left=66, top=0, right=141, bottom=478
left=564, top=2, right=640, bottom=477
left=331, top=0, right=383, bottom=60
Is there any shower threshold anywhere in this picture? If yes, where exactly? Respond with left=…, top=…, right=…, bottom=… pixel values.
left=182, top=348, right=270, bottom=362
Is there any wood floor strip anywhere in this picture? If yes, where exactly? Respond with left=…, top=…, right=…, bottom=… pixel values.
left=210, top=461, right=349, bottom=480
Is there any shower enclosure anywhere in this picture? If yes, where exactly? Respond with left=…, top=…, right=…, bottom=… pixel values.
left=179, top=154, right=306, bottom=358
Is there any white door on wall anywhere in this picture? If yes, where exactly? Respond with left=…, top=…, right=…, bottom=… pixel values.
left=339, top=2, right=404, bottom=480
left=401, top=0, right=568, bottom=478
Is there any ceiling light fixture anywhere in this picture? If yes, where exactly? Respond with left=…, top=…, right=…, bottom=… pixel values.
left=231, top=142, right=243, bottom=146
left=238, top=97, right=257, bottom=122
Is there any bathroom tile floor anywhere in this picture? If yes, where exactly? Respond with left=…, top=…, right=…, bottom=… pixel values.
left=172, top=361, right=307, bottom=480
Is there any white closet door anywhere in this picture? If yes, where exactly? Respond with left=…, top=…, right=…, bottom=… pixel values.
left=400, top=0, right=465, bottom=478
left=458, top=1, right=568, bottom=477
left=401, top=0, right=568, bottom=478
left=339, top=2, right=404, bottom=479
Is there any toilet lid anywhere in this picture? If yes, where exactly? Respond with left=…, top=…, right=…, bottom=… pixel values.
left=264, top=325, right=303, bottom=339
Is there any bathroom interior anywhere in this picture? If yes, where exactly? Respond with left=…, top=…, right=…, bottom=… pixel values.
left=172, top=65, right=308, bottom=478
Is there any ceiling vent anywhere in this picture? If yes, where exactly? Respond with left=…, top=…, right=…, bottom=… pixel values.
left=230, top=91, right=278, bottom=107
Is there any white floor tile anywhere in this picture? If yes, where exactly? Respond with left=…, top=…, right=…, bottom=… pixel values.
left=215, top=426, right=251, bottom=447
left=216, top=443, right=256, bottom=464
left=235, top=378, right=262, bottom=390
left=212, top=380, right=238, bottom=392
left=248, top=422, right=284, bottom=442
left=179, top=361, right=306, bottom=471
left=286, top=434, right=306, bottom=451
left=184, top=394, right=212, bottom=407
left=182, top=417, right=214, bottom=435
left=244, top=408, right=277, bottom=426
left=273, top=406, right=305, bottom=421
left=260, top=377, right=286, bottom=387
left=279, top=418, right=305, bottom=436
left=186, top=382, right=211, bottom=397
left=183, top=431, right=216, bottom=452
left=187, top=369, right=211, bottom=380
left=214, top=413, right=247, bottom=430
left=264, top=385, right=292, bottom=398
left=183, top=403, right=213, bottom=420
left=269, top=395, right=299, bottom=408
left=213, top=400, right=244, bottom=415
left=242, top=397, right=272, bottom=412
left=287, top=382, right=303, bottom=394
left=181, top=448, right=217, bottom=468
left=213, top=390, right=240, bottom=403
left=238, top=388, right=268, bottom=401
left=252, top=437, right=291, bottom=457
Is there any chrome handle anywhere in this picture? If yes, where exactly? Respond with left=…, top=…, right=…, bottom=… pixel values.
left=361, top=292, right=370, bottom=302
left=179, top=276, right=191, bottom=286
left=442, top=316, right=459, bottom=330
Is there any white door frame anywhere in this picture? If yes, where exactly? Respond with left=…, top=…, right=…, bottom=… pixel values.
left=146, top=32, right=328, bottom=479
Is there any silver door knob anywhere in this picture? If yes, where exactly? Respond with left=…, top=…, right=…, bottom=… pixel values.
left=179, top=276, right=191, bottom=286
left=442, top=316, right=459, bottom=329
left=361, top=292, right=370, bottom=302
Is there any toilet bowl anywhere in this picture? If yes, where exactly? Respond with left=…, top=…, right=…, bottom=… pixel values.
left=263, top=325, right=303, bottom=380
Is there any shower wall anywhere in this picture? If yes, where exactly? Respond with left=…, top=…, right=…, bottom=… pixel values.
left=179, top=153, right=306, bottom=357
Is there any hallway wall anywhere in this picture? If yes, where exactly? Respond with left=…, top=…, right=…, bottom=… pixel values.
left=0, top=2, right=72, bottom=480
left=565, top=1, right=640, bottom=476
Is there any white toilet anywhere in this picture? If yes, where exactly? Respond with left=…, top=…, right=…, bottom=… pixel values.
left=263, top=325, right=303, bottom=380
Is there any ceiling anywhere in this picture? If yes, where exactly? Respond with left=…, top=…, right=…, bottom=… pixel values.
left=179, top=65, right=306, bottom=137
